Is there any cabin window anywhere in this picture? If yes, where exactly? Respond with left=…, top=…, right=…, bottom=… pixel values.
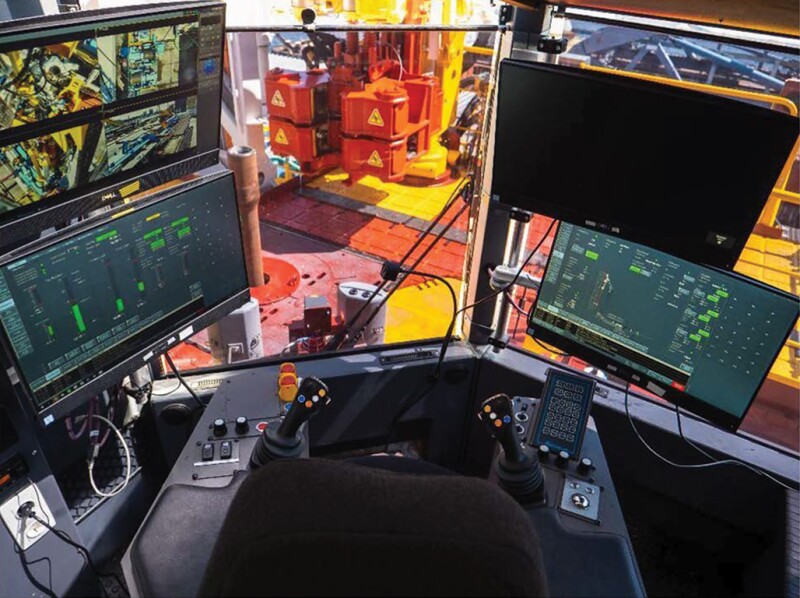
left=505, top=14, right=800, bottom=452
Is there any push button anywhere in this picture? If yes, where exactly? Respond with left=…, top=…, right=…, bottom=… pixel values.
left=220, top=441, right=233, bottom=459
left=201, top=443, right=214, bottom=461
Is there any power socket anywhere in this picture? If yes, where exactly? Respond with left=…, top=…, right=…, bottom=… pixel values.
left=0, top=482, right=54, bottom=550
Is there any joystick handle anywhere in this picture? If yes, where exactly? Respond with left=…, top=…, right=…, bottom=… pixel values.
left=277, top=377, right=330, bottom=439
left=477, top=394, right=524, bottom=463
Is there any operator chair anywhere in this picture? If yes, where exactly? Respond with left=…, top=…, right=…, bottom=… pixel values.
left=196, top=457, right=549, bottom=597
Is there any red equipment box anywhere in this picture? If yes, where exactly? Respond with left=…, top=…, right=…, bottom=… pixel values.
left=265, top=68, right=330, bottom=125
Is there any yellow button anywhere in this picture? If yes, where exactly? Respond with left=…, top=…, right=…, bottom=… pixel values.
left=319, top=389, right=326, bottom=397
left=483, top=405, right=491, bottom=413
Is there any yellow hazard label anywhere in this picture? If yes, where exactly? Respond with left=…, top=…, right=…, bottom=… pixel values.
left=274, top=128, right=289, bottom=145
left=367, top=108, right=384, bottom=127
left=367, top=150, right=384, bottom=168
left=271, top=89, right=286, bottom=108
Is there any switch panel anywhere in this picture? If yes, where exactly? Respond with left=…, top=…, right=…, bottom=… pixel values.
left=0, top=482, right=54, bottom=550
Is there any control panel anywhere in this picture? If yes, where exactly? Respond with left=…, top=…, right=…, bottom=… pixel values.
left=511, top=395, right=604, bottom=525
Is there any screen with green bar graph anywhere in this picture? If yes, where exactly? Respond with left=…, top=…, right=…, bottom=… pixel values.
left=528, top=222, right=799, bottom=430
left=0, top=174, right=247, bottom=417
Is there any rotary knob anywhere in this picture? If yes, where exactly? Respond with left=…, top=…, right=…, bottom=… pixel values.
left=577, top=456, right=594, bottom=475
left=235, top=416, right=248, bottom=434
left=556, top=450, right=570, bottom=468
left=537, top=444, right=551, bottom=461
left=213, top=418, right=227, bottom=437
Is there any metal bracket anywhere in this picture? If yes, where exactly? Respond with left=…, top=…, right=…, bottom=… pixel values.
left=490, top=265, right=541, bottom=291
left=537, top=37, right=568, bottom=54
left=499, top=5, right=515, bottom=26
left=509, top=208, right=532, bottom=223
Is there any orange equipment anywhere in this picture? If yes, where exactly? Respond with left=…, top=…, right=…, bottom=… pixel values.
left=264, top=31, right=445, bottom=184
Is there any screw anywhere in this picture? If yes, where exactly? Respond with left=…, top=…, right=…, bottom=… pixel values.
left=192, top=473, right=198, bottom=480
left=196, top=441, right=201, bottom=446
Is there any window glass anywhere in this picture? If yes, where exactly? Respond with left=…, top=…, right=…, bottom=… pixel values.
left=506, top=16, right=799, bottom=452
left=163, top=15, right=498, bottom=373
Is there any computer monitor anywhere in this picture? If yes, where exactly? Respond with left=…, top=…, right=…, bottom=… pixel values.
left=0, top=1, right=225, bottom=248
left=528, top=222, right=799, bottom=430
left=0, top=171, right=249, bottom=425
left=492, top=60, right=798, bottom=270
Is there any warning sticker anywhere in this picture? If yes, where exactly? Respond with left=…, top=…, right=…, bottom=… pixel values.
left=368, top=150, right=384, bottom=168
left=271, top=90, right=286, bottom=107
left=274, top=128, right=289, bottom=145
left=367, top=108, right=384, bottom=127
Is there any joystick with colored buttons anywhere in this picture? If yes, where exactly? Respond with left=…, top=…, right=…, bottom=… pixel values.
left=478, top=394, right=546, bottom=505
left=250, top=377, right=331, bottom=468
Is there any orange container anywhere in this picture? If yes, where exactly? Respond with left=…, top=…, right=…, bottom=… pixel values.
left=341, top=136, right=407, bottom=183
left=269, top=118, right=339, bottom=174
left=264, top=68, right=330, bottom=125
left=341, top=78, right=409, bottom=141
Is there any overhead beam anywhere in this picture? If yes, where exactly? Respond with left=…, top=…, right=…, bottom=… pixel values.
left=506, top=0, right=800, bottom=38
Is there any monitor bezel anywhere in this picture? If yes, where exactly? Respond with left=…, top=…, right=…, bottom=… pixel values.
left=491, top=59, right=799, bottom=271
left=0, top=170, right=250, bottom=426
left=526, top=221, right=800, bottom=431
left=0, top=1, right=226, bottom=250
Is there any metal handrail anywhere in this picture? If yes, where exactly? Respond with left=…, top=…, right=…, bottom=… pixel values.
left=579, top=63, right=799, bottom=116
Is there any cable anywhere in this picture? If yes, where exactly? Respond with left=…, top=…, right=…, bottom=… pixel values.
left=87, top=414, right=131, bottom=499
left=149, top=380, right=182, bottom=396
left=164, top=352, right=205, bottom=410
left=532, top=336, right=569, bottom=357
left=22, top=509, right=128, bottom=596
left=673, top=402, right=796, bottom=490
left=460, top=217, right=557, bottom=318
left=408, top=271, right=459, bottom=380
left=625, top=384, right=796, bottom=490
left=329, top=175, right=472, bottom=350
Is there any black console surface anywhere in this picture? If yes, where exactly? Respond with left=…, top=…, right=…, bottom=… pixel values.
left=124, top=351, right=644, bottom=597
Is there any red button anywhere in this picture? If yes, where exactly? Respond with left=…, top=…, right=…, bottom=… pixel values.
left=256, top=421, right=268, bottom=433
left=671, top=381, right=685, bottom=391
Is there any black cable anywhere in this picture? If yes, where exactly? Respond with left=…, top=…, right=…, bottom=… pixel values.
left=532, top=336, right=569, bottom=357
left=345, top=199, right=472, bottom=349
left=328, top=175, right=472, bottom=351
left=383, top=219, right=558, bottom=442
left=460, top=217, right=557, bottom=318
left=625, top=384, right=796, bottom=490
left=163, top=352, right=205, bottom=410
left=380, top=270, right=459, bottom=445
left=21, top=509, right=128, bottom=596
left=407, top=271, right=458, bottom=380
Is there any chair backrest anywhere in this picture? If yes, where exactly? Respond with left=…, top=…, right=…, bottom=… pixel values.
left=199, top=458, right=549, bottom=597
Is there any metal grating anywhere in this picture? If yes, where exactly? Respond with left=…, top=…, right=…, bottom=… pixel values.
left=788, top=489, right=799, bottom=598
left=56, top=427, right=144, bottom=523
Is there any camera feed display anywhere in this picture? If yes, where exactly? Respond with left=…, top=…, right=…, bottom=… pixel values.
left=0, top=123, right=105, bottom=213
left=0, top=6, right=223, bottom=223
left=98, top=22, right=198, bottom=102
left=0, top=96, right=197, bottom=213
left=0, top=38, right=102, bottom=129
left=102, top=96, right=197, bottom=175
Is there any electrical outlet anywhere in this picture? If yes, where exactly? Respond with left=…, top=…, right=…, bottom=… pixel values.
left=0, top=482, right=54, bottom=550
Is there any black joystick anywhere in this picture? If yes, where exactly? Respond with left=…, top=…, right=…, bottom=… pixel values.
left=478, top=394, right=546, bottom=505
left=250, top=376, right=331, bottom=468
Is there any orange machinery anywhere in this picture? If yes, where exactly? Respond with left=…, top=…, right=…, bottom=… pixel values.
left=265, top=31, right=445, bottom=185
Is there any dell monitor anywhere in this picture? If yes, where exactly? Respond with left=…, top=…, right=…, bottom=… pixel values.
left=492, top=60, right=799, bottom=270
left=528, top=222, right=799, bottom=430
left=0, top=1, right=225, bottom=248
left=0, top=171, right=249, bottom=425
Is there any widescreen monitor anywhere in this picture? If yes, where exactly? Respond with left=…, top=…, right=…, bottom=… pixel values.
left=492, top=60, right=799, bottom=269
left=0, top=171, right=248, bottom=424
left=528, top=222, right=799, bottom=430
left=0, top=1, right=224, bottom=247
